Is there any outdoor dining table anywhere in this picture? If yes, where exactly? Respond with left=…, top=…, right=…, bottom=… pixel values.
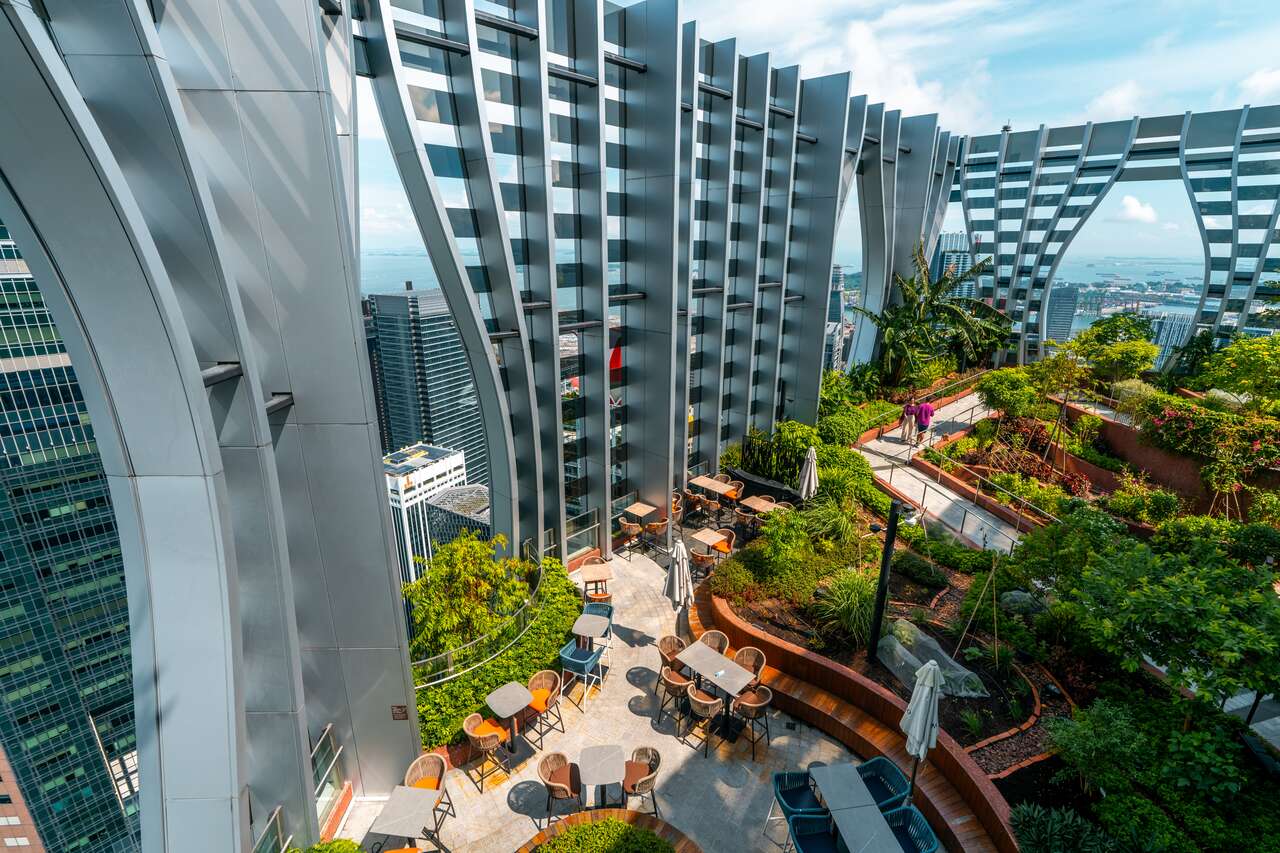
left=676, top=641, right=754, bottom=741
left=572, top=612, right=610, bottom=651
left=689, top=526, right=728, bottom=552
left=689, top=475, right=736, bottom=498
left=623, top=500, right=658, bottom=520
left=809, top=763, right=901, bottom=853
left=486, top=681, right=534, bottom=757
left=739, top=495, right=779, bottom=513
left=579, top=560, right=613, bottom=594
left=579, top=743, right=625, bottom=809
left=369, top=784, right=443, bottom=849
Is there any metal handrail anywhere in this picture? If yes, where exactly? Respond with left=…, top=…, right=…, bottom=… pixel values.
left=862, top=368, right=992, bottom=437
left=410, top=560, right=546, bottom=684
left=310, top=724, right=344, bottom=799
left=881, top=400, right=1063, bottom=527
left=251, top=806, right=292, bottom=853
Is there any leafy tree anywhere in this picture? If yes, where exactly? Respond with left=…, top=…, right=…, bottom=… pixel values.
left=1167, top=327, right=1219, bottom=385
left=1199, top=334, right=1280, bottom=407
left=402, top=531, right=535, bottom=660
left=1088, top=339, right=1159, bottom=386
left=854, top=244, right=1009, bottom=386
left=1046, top=699, right=1147, bottom=794
left=1076, top=312, right=1154, bottom=349
left=976, top=367, right=1039, bottom=419
left=1064, top=538, right=1280, bottom=707
left=818, top=369, right=858, bottom=418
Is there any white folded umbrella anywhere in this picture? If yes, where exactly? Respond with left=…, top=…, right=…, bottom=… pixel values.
left=798, top=445, right=819, bottom=501
left=900, top=659, right=943, bottom=803
left=666, top=539, right=691, bottom=610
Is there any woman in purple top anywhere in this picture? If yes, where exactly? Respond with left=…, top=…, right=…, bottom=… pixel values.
left=914, top=400, right=936, bottom=446
left=900, top=397, right=919, bottom=444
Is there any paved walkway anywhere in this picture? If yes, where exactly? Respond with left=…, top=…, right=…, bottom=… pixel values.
left=857, top=395, right=1022, bottom=554
left=337, top=550, right=857, bottom=853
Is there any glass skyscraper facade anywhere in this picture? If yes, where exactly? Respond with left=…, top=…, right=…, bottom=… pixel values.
left=0, top=224, right=137, bottom=853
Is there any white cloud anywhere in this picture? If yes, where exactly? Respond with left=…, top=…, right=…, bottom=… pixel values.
left=1086, top=81, right=1143, bottom=121
left=1113, top=195, right=1158, bottom=224
left=1240, top=68, right=1280, bottom=103
left=1162, top=222, right=1180, bottom=231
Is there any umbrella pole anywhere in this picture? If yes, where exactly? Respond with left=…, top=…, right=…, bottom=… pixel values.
left=907, top=756, right=920, bottom=805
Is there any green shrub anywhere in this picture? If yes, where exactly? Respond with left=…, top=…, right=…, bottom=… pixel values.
left=892, top=550, right=947, bottom=588
left=976, top=368, right=1039, bottom=418
left=815, top=442, right=864, bottom=473
left=1248, top=487, right=1280, bottom=527
left=719, top=442, right=741, bottom=470
left=1103, top=473, right=1181, bottom=524
left=817, top=411, right=863, bottom=446
left=1030, top=401, right=1061, bottom=422
left=1073, top=413, right=1103, bottom=447
left=1111, top=378, right=1158, bottom=417
left=415, top=561, right=579, bottom=747
left=972, top=417, right=998, bottom=448
left=988, top=472, right=1070, bottom=518
left=1229, top=522, right=1280, bottom=567
left=740, top=420, right=821, bottom=485
left=801, top=497, right=862, bottom=546
left=288, top=841, right=368, bottom=853
left=1010, top=804, right=1120, bottom=853
left=537, top=818, right=675, bottom=853
left=707, top=553, right=756, bottom=604
left=810, top=568, right=878, bottom=646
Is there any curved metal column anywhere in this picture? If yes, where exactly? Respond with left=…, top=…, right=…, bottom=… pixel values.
left=0, top=4, right=249, bottom=848
left=672, top=19, right=699, bottom=485
left=849, top=102, right=889, bottom=365
left=36, top=0, right=319, bottom=841
left=778, top=72, right=851, bottom=425
left=153, top=0, right=420, bottom=802
left=362, top=0, right=530, bottom=550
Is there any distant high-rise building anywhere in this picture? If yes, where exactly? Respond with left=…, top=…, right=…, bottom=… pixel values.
left=425, top=486, right=492, bottom=555
left=0, top=744, right=43, bottom=852
left=365, top=287, right=489, bottom=485
left=1143, top=309, right=1197, bottom=369
left=829, top=265, right=846, bottom=322
left=931, top=232, right=975, bottom=298
left=384, top=443, right=468, bottom=583
left=363, top=297, right=391, bottom=454
left=823, top=321, right=845, bottom=372
left=0, top=223, right=138, bottom=852
left=1045, top=286, right=1081, bottom=345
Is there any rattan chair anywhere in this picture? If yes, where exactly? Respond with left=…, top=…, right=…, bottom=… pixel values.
left=732, top=686, right=773, bottom=761
left=683, top=489, right=701, bottom=521
left=584, top=588, right=612, bottom=605
left=713, top=527, right=736, bottom=556
left=685, top=683, right=724, bottom=757
left=623, top=746, right=663, bottom=817
left=690, top=550, right=716, bottom=581
left=658, top=634, right=686, bottom=673
left=713, top=473, right=732, bottom=484
left=538, top=752, right=583, bottom=822
left=404, top=752, right=455, bottom=835
left=698, top=629, right=729, bottom=655
left=882, top=804, right=940, bottom=853
left=643, top=518, right=670, bottom=557
left=702, top=497, right=721, bottom=525
left=525, top=670, right=563, bottom=748
left=463, top=712, right=510, bottom=792
left=734, top=507, right=756, bottom=538
left=617, top=519, right=643, bottom=559
left=734, top=646, right=767, bottom=691
left=775, top=501, right=795, bottom=511
left=727, top=480, right=745, bottom=502
left=657, top=665, right=693, bottom=730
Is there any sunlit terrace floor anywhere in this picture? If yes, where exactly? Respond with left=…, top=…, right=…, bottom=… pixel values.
left=338, top=549, right=862, bottom=853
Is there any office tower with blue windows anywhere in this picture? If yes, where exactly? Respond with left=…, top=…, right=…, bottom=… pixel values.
left=0, top=224, right=138, bottom=853
left=1044, top=285, right=1080, bottom=344
left=930, top=231, right=976, bottom=297
left=366, top=289, right=490, bottom=485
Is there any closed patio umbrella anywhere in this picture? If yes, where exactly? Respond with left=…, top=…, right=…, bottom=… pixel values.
left=899, top=659, right=943, bottom=803
left=666, top=539, right=692, bottom=610
left=797, top=446, right=819, bottom=501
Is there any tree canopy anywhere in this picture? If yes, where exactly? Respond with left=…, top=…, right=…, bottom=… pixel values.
left=1199, top=334, right=1280, bottom=406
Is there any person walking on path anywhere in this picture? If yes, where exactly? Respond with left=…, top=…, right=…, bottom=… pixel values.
left=913, top=399, right=936, bottom=446
left=900, top=396, right=919, bottom=445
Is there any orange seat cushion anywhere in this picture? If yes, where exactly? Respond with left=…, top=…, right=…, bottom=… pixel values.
left=411, top=776, right=440, bottom=791
left=473, top=718, right=510, bottom=742
left=528, top=687, right=552, bottom=713
left=713, top=540, right=731, bottom=554
left=725, top=489, right=739, bottom=499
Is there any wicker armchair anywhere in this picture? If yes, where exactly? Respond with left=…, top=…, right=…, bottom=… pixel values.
left=584, top=588, right=612, bottom=605
left=685, top=684, right=724, bottom=757
left=727, top=480, right=745, bottom=501
left=463, top=712, right=509, bottom=792
left=733, top=646, right=766, bottom=690
left=690, top=550, right=716, bottom=581
left=731, top=686, right=773, bottom=761
left=617, top=519, right=643, bottom=559
left=404, top=753, right=455, bottom=834
left=734, top=508, right=756, bottom=537
left=657, top=665, right=692, bottom=729
left=624, top=746, right=662, bottom=817
left=643, top=518, right=670, bottom=557
left=702, top=498, right=721, bottom=525
left=658, top=634, right=685, bottom=671
left=683, top=490, right=701, bottom=519
left=713, top=528, right=736, bottom=555
left=538, top=752, right=583, bottom=821
left=698, top=629, right=729, bottom=655
left=775, top=501, right=795, bottom=511
left=713, top=473, right=732, bottom=484
left=525, top=670, right=563, bottom=748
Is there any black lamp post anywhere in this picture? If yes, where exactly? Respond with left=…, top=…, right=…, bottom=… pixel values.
left=868, top=499, right=916, bottom=661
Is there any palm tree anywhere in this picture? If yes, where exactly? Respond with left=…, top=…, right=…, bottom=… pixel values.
left=853, top=243, right=1010, bottom=386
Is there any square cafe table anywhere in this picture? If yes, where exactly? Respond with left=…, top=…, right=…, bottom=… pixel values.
left=573, top=613, right=610, bottom=651
left=690, top=527, right=727, bottom=551
left=579, top=743, right=625, bottom=808
left=810, top=763, right=900, bottom=853
left=623, top=500, right=658, bottom=520
left=689, top=475, right=735, bottom=497
left=677, top=641, right=754, bottom=698
left=370, top=785, right=442, bottom=846
left=487, top=681, right=534, bottom=752
left=740, top=495, right=779, bottom=513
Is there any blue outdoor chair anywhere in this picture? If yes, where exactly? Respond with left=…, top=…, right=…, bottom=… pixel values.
left=763, top=771, right=826, bottom=841
left=882, top=804, right=939, bottom=853
left=559, top=638, right=604, bottom=709
left=857, top=756, right=910, bottom=810
left=582, top=601, right=614, bottom=665
left=785, top=814, right=840, bottom=853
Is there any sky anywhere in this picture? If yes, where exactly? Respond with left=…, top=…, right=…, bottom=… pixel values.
left=357, top=0, right=1280, bottom=270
